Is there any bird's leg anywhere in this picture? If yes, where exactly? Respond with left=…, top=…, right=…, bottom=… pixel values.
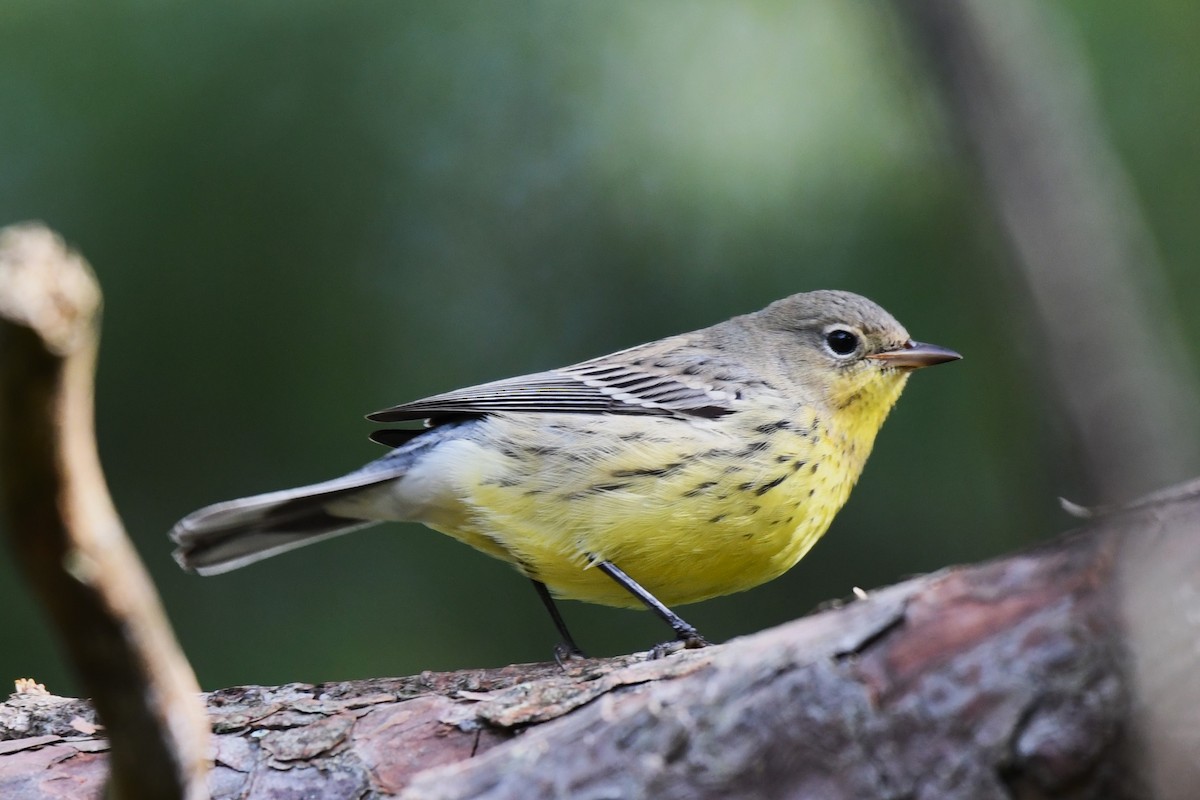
left=530, top=579, right=587, bottom=663
left=594, top=560, right=710, bottom=653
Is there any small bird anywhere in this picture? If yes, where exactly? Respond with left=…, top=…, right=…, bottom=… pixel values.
left=171, top=290, right=959, bottom=655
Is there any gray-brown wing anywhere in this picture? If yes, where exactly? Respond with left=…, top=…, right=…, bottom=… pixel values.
left=367, top=340, right=754, bottom=423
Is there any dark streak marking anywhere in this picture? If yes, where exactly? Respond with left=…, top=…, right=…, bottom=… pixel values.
left=837, top=390, right=864, bottom=410
left=687, top=406, right=737, bottom=420
left=613, top=462, right=685, bottom=479
left=755, top=474, right=788, bottom=496
left=682, top=481, right=718, bottom=498
left=565, top=482, right=632, bottom=500
left=550, top=424, right=598, bottom=435
left=738, top=440, right=772, bottom=456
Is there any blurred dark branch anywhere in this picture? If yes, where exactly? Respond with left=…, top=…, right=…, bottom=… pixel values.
left=12, top=479, right=1200, bottom=797
left=0, top=224, right=209, bottom=800
left=892, top=0, right=1200, bottom=502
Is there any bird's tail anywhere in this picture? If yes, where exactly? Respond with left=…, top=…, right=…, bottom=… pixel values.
left=171, top=421, right=474, bottom=575
left=171, top=459, right=411, bottom=576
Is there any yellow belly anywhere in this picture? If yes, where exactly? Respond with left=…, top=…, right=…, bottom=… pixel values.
left=419, top=405, right=878, bottom=608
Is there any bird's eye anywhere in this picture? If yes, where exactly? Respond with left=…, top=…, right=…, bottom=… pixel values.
left=824, top=328, right=861, bottom=357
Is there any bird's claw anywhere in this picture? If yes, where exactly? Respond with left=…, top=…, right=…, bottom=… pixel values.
left=553, top=642, right=588, bottom=668
left=650, top=632, right=710, bottom=659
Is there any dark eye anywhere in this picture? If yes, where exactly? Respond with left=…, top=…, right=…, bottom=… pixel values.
left=824, top=328, right=860, bottom=357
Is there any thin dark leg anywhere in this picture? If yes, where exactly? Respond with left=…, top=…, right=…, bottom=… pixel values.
left=531, top=579, right=586, bottom=660
left=595, top=560, right=709, bottom=648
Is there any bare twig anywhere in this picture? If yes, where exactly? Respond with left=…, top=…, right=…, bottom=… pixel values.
left=0, top=223, right=209, bottom=799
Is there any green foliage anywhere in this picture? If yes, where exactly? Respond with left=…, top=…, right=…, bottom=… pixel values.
left=0, top=0, right=1195, bottom=692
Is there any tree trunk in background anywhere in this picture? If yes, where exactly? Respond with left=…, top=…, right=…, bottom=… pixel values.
left=892, top=0, right=1200, bottom=503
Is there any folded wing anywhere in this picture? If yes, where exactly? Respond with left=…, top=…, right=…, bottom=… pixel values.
left=368, top=339, right=757, bottom=424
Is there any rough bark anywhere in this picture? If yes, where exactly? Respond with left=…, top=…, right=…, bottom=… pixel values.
left=6, top=479, right=1200, bottom=799
left=0, top=224, right=210, bottom=800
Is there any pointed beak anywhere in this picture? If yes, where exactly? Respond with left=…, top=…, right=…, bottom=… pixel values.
left=867, top=340, right=962, bottom=369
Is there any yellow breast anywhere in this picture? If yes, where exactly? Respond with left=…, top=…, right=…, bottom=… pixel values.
left=417, top=367, right=910, bottom=609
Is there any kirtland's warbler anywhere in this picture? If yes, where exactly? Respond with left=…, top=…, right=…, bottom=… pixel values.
left=171, top=290, right=959, bottom=654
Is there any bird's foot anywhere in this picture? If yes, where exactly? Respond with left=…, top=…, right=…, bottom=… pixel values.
left=553, top=642, right=588, bottom=669
left=650, top=632, right=710, bottom=659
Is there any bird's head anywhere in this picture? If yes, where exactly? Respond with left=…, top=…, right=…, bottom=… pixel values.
left=747, top=289, right=960, bottom=424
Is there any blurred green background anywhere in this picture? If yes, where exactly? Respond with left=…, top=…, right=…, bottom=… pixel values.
left=1, top=1, right=1196, bottom=694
